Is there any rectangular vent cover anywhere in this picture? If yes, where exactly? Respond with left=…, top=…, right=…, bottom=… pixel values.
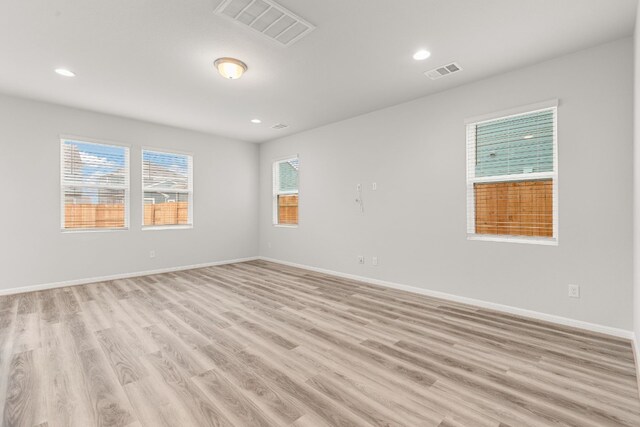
left=271, top=123, right=289, bottom=130
left=215, top=0, right=315, bottom=47
left=425, top=62, right=463, bottom=80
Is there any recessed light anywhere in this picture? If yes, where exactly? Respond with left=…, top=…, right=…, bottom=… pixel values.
left=214, top=57, right=247, bottom=80
left=55, top=68, right=76, bottom=77
left=251, top=119, right=262, bottom=124
left=413, top=50, right=431, bottom=61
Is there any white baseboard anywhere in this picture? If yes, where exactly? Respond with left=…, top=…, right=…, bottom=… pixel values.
left=0, top=256, right=259, bottom=296
left=634, top=334, right=640, bottom=395
left=259, top=256, right=635, bottom=341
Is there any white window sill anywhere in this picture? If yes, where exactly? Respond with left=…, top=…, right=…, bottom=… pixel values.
left=61, top=227, right=129, bottom=233
left=467, top=234, right=557, bottom=246
left=142, top=225, right=193, bottom=231
left=273, top=224, right=298, bottom=228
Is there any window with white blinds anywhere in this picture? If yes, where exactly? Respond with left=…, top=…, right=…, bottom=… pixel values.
left=466, top=104, right=558, bottom=244
left=61, top=139, right=130, bottom=230
left=273, top=157, right=299, bottom=225
left=142, top=149, right=193, bottom=228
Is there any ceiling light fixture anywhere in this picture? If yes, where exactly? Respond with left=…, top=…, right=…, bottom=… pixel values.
left=214, top=57, right=247, bottom=80
left=55, top=68, right=76, bottom=77
left=251, top=119, right=262, bottom=124
left=413, top=50, right=431, bottom=61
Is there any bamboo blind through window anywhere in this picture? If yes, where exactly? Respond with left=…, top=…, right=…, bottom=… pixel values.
left=466, top=104, right=557, bottom=242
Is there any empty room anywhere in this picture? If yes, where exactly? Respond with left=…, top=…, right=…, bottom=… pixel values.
left=2, top=0, right=640, bottom=426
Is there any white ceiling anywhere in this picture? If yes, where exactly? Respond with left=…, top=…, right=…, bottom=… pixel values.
left=0, top=0, right=636, bottom=143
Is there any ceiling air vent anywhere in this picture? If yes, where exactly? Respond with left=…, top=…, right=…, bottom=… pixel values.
left=425, top=62, right=463, bottom=80
left=214, top=0, right=315, bottom=47
left=271, top=123, right=288, bottom=130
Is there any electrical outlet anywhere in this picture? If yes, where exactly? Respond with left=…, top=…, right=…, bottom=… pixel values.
left=149, top=250, right=156, bottom=259
left=267, top=242, right=272, bottom=248
left=372, top=182, right=377, bottom=191
left=568, top=284, right=580, bottom=298
left=357, top=255, right=365, bottom=264
left=372, top=256, right=378, bottom=266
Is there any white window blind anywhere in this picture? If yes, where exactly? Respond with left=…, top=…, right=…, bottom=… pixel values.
left=142, top=149, right=193, bottom=228
left=272, top=157, right=299, bottom=225
left=466, top=105, right=558, bottom=244
left=61, top=139, right=130, bottom=230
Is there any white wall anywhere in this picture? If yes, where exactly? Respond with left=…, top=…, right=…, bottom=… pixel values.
left=0, top=94, right=259, bottom=290
left=634, top=5, right=640, bottom=350
left=260, top=38, right=634, bottom=330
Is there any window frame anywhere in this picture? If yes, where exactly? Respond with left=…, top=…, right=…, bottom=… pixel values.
left=141, top=147, right=194, bottom=231
left=272, top=155, right=299, bottom=227
left=60, top=136, right=131, bottom=233
left=465, top=100, right=559, bottom=245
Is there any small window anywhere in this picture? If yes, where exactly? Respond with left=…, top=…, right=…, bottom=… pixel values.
left=273, top=157, right=299, bottom=225
left=61, top=139, right=129, bottom=231
left=142, top=149, right=193, bottom=228
left=466, top=105, right=557, bottom=244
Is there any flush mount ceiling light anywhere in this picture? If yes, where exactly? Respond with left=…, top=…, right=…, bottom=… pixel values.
left=55, top=68, right=76, bottom=77
left=251, top=119, right=262, bottom=124
left=413, top=50, right=431, bottom=61
left=214, top=57, right=247, bottom=80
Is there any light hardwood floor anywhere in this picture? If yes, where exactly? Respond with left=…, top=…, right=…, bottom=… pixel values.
left=1, top=260, right=639, bottom=426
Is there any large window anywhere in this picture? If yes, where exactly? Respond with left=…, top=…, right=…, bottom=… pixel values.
left=466, top=104, right=558, bottom=244
left=273, top=157, right=299, bottom=225
left=142, top=149, right=193, bottom=228
left=61, top=139, right=129, bottom=230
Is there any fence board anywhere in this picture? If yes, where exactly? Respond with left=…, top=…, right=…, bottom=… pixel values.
left=278, top=195, right=298, bottom=225
left=65, top=201, right=189, bottom=229
left=475, top=180, right=552, bottom=237
left=144, top=202, right=189, bottom=226
left=65, top=204, right=124, bottom=229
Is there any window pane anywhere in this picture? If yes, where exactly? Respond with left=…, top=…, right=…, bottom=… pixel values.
left=143, top=150, right=190, bottom=190
left=278, top=158, right=299, bottom=192
left=64, top=187, right=125, bottom=229
left=62, top=141, right=127, bottom=186
left=475, top=110, right=554, bottom=177
left=474, top=180, right=552, bottom=237
left=278, top=194, right=298, bottom=225
left=144, top=192, right=190, bottom=226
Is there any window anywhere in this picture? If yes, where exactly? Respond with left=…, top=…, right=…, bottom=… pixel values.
left=273, top=157, right=299, bottom=225
left=61, top=138, right=129, bottom=230
left=466, top=103, right=558, bottom=244
left=142, top=149, right=193, bottom=228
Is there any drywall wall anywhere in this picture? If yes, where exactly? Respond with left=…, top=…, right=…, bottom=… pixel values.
left=259, top=38, right=634, bottom=330
left=0, top=94, right=259, bottom=290
left=634, top=5, right=640, bottom=350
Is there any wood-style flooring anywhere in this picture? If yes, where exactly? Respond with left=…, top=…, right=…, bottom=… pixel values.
left=0, top=260, right=639, bottom=426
